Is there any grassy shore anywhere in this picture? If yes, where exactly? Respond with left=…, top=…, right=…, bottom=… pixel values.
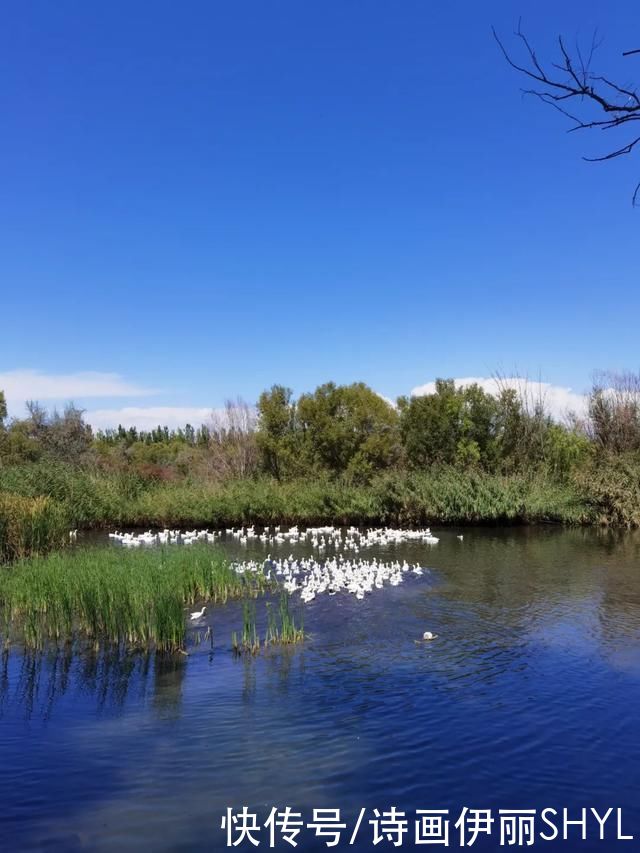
left=1, top=463, right=593, bottom=528
left=2, top=459, right=640, bottom=565
left=0, top=545, right=272, bottom=651
left=0, top=459, right=636, bottom=651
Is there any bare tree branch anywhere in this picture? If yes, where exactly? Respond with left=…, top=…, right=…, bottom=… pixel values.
left=494, top=21, right=640, bottom=204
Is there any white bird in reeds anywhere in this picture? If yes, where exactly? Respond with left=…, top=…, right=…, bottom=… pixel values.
left=457, top=534, right=464, bottom=541
left=190, top=606, right=206, bottom=621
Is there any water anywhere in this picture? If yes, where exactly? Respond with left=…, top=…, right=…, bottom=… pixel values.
left=1, top=527, right=639, bottom=851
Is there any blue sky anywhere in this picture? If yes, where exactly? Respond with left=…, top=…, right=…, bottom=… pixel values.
left=1, top=1, right=639, bottom=427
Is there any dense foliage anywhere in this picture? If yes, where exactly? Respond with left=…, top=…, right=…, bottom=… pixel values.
left=1, top=372, right=640, bottom=561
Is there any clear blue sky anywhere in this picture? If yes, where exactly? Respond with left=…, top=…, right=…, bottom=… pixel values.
left=1, top=1, right=639, bottom=424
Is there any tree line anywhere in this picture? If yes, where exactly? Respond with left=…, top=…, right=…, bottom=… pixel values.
left=1, top=371, right=639, bottom=484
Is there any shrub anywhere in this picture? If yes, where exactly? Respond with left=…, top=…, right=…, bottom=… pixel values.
left=0, top=493, right=69, bottom=563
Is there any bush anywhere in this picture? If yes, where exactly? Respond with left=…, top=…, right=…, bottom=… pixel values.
left=0, top=462, right=152, bottom=527
left=574, top=454, right=640, bottom=527
left=0, top=493, right=69, bottom=563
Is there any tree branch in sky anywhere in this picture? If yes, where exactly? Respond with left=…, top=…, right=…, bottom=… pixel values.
left=494, top=20, right=640, bottom=204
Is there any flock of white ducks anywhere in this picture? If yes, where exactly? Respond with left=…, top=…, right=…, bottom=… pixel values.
left=108, top=524, right=440, bottom=551
left=109, top=529, right=219, bottom=547
left=107, top=524, right=448, bottom=603
left=225, top=523, right=440, bottom=549
left=233, top=554, right=429, bottom=602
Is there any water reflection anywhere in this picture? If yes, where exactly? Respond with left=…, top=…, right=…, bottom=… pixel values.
left=3, top=526, right=640, bottom=715
left=152, top=653, right=186, bottom=719
left=0, top=527, right=639, bottom=851
left=0, top=644, right=188, bottom=722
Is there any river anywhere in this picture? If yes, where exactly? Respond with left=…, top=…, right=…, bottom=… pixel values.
left=1, top=526, right=639, bottom=850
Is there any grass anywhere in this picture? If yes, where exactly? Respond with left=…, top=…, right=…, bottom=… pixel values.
left=0, top=462, right=150, bottom=529
left=0, top=460, right=620, bottom=567
left=0, top=544, right=272, bottom=652
left=0, top=461, right=596, bottom=532
left=232, top=601, right=260, bottom=655
left=0, top=492, right=70, bottom=563
left=232, top=592, right=304, bottom=655
left=272, top=591, right=305, bottom=645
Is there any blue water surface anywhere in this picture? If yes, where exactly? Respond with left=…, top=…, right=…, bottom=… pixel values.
left=0, top=527, right=638, bottom=851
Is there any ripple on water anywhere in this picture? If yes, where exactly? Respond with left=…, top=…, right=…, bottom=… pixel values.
left=1, top=526, right=640, bottom=851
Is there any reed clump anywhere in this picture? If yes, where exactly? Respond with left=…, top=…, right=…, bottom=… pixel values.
left=0, top=545, right=271, bottom=652
left=233, top=592, right=304, bottom=655
left=272, top=591, right=305, bottom=645
left=0, top=492, right=69, bottom=564
left=232, top=601, right=260, bottom=655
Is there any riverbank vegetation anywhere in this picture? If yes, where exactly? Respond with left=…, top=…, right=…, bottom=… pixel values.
left=0, top=492, right=69, bottom=563
left=232, top=593, right=304, bottom=655
left=1, top=371, right=640, bottom=562
left=0, top=545, right=272, bottom=650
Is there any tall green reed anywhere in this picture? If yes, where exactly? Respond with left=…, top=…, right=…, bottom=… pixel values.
left=233, top=592, right=304, bottom=655
left=0, top=544, right=271, bottom=652
left=0, top=493, right=69, bottom=563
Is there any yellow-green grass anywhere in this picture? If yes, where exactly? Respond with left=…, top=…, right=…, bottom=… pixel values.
left=0, top=463, right=594, bottom=532
left=0, top=492, right=69, bottom=564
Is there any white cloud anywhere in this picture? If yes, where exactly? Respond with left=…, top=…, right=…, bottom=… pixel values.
left=85, top=406, right=215, bottom=431
left=0, top=369, right=158, bottom=403
left=0, top=369, right=243, bottom=432
left=410, top=376, right=588, bottom=421
left=376, top=392, right=397, bottom=409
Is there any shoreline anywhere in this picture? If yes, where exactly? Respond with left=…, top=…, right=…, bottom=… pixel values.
left=2, top=464, right=638, bottom=563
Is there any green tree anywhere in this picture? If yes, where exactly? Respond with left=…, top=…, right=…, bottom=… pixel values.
left=399, top=379, right=462, bottom=467
left=297, top=382, right=400, bottom=480
left=0, top=401, right=93, bottom=465
left=256, top=385, right=301, bottom=480
left=457, top=383, right=499, bottom=467
left=399, top=380, right=508, bottom=470
left=588, top=372, right=640, bottom=455
left=493, top=388, right=524, bottom=469
left=543, top=423, right=592, bottom=479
